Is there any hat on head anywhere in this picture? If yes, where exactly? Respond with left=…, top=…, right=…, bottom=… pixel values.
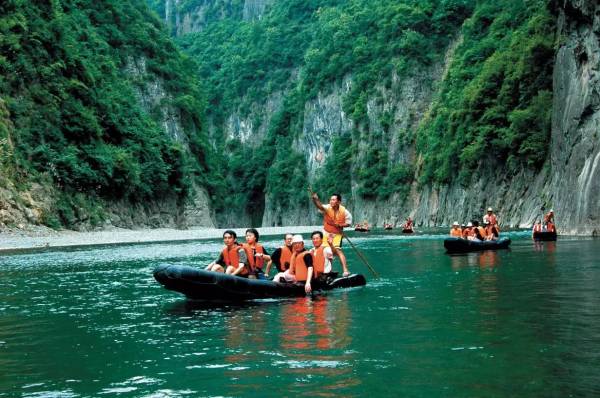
left=487, top=207, right=493, bottom=212
left=291, top=234, right=304, bottom=244
left=549, top=209, right=554, bottom=213
left=452, top=222, right=459, bottom=226
left=467, top=222, right=473, bottom=227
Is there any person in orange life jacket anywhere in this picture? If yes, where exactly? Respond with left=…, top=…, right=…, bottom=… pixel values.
left=546, top=220, right=556, bottom=233
left=471, top=220, right=486, bottom=242
left=483, top=221, right=497, bottom=241
left=403, top=217, right=414, bottom=230
left=543, top=209, right=555, bottom=225
left=205, top=230, right=249, bottom=276
left=310, top=192, right=351, bottom=277
left=483, top=207, right=498, bottom=227
left=532, top=220, right=543, bottom=238
left=310, top=231, right=334, bottom=280
left=265, top=233, right=294, bottom=276
left=463, top=222, right=474, bottom=239
left=272, top=235, right=314, bottom=293
left=450, top=222, right=462, bottom=237
left=242, top=228, right=271, bottom=280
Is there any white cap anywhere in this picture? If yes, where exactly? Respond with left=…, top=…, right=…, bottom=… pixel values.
left=549, top=209, right=554, bottom=212
left=452, top=222, right=459, bottom=226
left=291, top=234, right=304, bottom=244
left=487, top=207, right=493, bottom=212
left=467, top=222, right=473, bottom=227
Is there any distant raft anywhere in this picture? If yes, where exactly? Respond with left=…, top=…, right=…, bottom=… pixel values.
left=153, top=264, right=367, bottom=301
left=354, top=227, right=370, bottom=232
left=402, top=228, right=414, bottom=234
left=533, top=231, right=557, bottom=241
left=444, top=237, right=511, bottom=253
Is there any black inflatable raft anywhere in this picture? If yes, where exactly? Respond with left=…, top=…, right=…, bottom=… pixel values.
left=444, top=237, right=511, bottom=253
left=153, top=264, right=367, bottom=301
left=533, top=231, right=557, bottom=241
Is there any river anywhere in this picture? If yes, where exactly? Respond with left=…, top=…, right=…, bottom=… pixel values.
left=1, top=230, right=599, bottom=397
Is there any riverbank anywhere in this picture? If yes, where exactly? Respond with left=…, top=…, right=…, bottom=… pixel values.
left=0, top=225, right=323, bottom=253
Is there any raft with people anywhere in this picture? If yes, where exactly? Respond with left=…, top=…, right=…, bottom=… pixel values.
left=533, top=231, right=557, bottom=241
left=153, top=264, right=367, bottom=301
left=444, top=236, right=512, bottom=253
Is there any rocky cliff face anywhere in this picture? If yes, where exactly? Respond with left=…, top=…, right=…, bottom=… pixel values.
left=163, top=0, right=275, bottom=36
left=546, top=0, right=600, bottom=236
left=217, top=1, right=600, bottom=235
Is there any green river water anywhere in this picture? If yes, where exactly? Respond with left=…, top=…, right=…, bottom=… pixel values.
left=1, top=230, right=599, bottom=397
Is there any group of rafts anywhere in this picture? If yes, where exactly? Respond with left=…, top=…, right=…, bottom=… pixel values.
left=444, top=208, right=557, bottom=253
left=154, top=192, right=366, bottom=301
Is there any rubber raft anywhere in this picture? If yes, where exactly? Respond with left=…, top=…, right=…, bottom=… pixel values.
left=153, top=264, right=367, bottom=301
left=533, top=231, right=557, bottom=241
left=444, top=237, right=511, bottom=253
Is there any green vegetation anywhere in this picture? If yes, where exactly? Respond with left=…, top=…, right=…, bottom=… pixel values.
left=0, top=0, right=221, bottom=226
left=173, top=0, right=476, bottom=217
left=1, top=0, right=557, bottom=228
left=416, top=1, right=555, bottom=184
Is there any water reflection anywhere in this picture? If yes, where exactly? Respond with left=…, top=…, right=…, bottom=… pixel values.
left=448, top=250, right=500, bottom=270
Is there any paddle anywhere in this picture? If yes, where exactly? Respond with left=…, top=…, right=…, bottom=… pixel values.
left=308, top=187, right=379, bottom=278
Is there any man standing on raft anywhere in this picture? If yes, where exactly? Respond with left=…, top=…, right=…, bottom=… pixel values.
left=310, top=191, right=352, bottom=277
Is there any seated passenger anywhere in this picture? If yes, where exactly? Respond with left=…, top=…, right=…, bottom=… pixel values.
left=484, top=221, right=497, bottom=241
left=471, top=221, right=485, bottom=242
left=205, top=230, right=249, bottom=276
left=546, top=221, right=556, bottom=233
left=310, top=231, right=334, bottom=280
left=532, top=220, right=543, bottom=238
left=463, top=222, right=474, bottom=239
left=242, top=228, right=271, bottom=279
left=265, top=233, right=293, bottom=276
left=450, top=222, right=462, bottom=237
left=272, top=235, right=314, bottom=293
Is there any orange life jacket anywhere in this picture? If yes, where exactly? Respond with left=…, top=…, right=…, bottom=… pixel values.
left=290, top=251, right=312, bottom=282
left=476, top=226, right=487, bottom=240
left=450, top=228, right=462, bottom=237
left=222, top=245, right=247, bottom=276
left=242, top=243, right=265, bottom=271
left=533, top=224, right=543, bottom=233
left=462, top=228, right=473, bottom=238
left=324, top=205, right=347, bottom=234
left=546, top=222, right=556, bottom=233
left=310, top=245, right=326, bottom=277
left=279, top=245, right=293, bottom=272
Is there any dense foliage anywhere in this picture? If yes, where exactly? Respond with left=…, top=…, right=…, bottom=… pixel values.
left=417, top=1, right=555, bottom=184
left=172, top=0, right=477, bottom=218
left=0, top=0, right=220, bottom=226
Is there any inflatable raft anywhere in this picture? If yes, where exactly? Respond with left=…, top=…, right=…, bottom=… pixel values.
left=153, top=264, right=367, bottom=301
left=533, top=231, right=557, bottom=241
left=402, top=228, right=414, bottom=234
left=444, top=237, right=511, bottom=253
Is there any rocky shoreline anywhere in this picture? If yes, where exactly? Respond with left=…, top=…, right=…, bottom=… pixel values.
left=0, top=225, right=323, bottom=253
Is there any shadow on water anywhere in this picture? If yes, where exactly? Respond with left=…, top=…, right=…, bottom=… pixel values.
left=162, top=297, right=294, bottom=316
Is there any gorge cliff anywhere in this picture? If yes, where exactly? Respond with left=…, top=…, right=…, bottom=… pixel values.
left=160, top=0, right=600, bottom=235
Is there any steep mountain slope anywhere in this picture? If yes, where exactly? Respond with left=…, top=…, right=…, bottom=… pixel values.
left=157, top=0, right=579, bottom=231
left=0, top=0, right=218, bottom=229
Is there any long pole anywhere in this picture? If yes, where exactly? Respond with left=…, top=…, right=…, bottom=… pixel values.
left=342, top=232, right=379, bottom=278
